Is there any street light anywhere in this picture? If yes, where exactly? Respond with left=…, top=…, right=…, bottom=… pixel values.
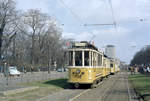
left=4, top=62, right=9, bottom=85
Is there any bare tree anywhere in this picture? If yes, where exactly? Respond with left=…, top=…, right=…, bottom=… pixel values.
left=23, top=9, right=49, bottom=65
left=0, top=0, right=19, bottom=61
left=22, top=9, right=65, bottom=70
left=0, top=0, right=68, bottom=71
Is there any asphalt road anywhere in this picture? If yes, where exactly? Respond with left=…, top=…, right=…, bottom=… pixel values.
left=38, top=72, right=138, bottom=101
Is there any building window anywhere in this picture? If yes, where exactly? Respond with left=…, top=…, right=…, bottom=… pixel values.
left=75, top=51, right=82, bottom=66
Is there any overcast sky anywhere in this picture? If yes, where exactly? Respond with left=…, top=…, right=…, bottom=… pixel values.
left=16, top=0, right=150, bottom=63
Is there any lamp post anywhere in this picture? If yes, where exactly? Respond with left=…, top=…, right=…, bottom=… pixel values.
left=4, top=62, right=9, bottom=85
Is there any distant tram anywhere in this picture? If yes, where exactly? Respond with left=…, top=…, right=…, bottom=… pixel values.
left=67, top=41, right=120, bottom=88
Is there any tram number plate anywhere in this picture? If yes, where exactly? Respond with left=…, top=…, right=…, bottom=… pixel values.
left=73, top=74, right=81, bottom=78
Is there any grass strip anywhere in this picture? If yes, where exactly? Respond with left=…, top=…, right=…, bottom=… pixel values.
left=129, top=74, right=150, bottom=101
left=0, top=78, right=70, bottom=101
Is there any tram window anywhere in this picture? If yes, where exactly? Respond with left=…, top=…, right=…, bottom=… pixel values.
left=84, top=51, right=89, bottom=66
left=69, top=51, right=73, bottom=66
left=110, top=64, right=113, bottom=68
left=98, top=54, right=102, bottom=66
left=75, top=51, right=82, bottom=66
left=93, top=53, right=96, bottom=66
left=90, top=52, right=92, bottom=66
left=93, top=52, right=97, bottom=66
left=103, top=59, right=106, bottom=67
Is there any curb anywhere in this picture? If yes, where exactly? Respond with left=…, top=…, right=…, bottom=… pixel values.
left=133, top=88, right=146, bottom=101
left=129, top=79, right=145, bottom=101
left=0, top=86, right=39, bottom=96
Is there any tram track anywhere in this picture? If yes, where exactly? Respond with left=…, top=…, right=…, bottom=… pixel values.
left=71, top=74, right=118, bottom=101
left=69, top=78, right=105, bottom=101
left=100, top=72, right=125, bottom=101
left=71, top=72, right=138, bottom=101
left=36, top=72, right=138, bottom=101
left=125, top=72, right=132, bottom=101
left=101, top=72, right=138, bottom=101
left=100, top=74, right=118, bottom=101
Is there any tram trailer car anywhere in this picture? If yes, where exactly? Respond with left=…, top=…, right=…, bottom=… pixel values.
left=103, top=56, right=111, bottom=77
left=115, top=64, right=120, bottom=72
left=67, top=41, right=112, bottom=88
left=110, top=59, right=116, bottom=75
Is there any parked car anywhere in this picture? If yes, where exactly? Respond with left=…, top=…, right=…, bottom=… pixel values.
left=0, top=66, right=3, bottom=73
left=8, top=66, right=21, bottom=76
left=64, top=68, right=68, bottom=72
left=57, top=68, right=64, bottom=72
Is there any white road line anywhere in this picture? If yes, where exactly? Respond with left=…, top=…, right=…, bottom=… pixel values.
left=69, top=79, right=111, bottom=101
left=126, top=73, right=132, bottom=101
left=99, top=77, right=117, bottom=101
left=69, top=81, right=104, bottom=101
left=69, top=89, right=91, bottom=101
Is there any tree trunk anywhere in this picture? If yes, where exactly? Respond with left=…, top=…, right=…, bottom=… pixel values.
left=0, top=28, right=4, bottom=60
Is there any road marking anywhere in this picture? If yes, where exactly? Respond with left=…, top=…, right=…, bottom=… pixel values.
left=69, top=81, right=104, bottom=101
left=125, top=73, right=132, bottom=101
left=99, top=77, right=117, bottom=101
left=69, top=89, right=91, bottom=101
left=69, top=75, right=116, bottom=101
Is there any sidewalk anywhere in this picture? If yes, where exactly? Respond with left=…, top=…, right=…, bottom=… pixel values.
left=0, top=85, right=38, bottom=96
left=0, top=72, right=67, bottom=96
left=0, top=85, right=27, bottom=92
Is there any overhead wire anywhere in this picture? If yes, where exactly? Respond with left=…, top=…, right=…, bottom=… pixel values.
left=47, top=3, right=63, bottom=26
left=58, top=0, right=117, bottom=28
left=108, top=0, right=118, bottom=32
left=58, top=0, right=118, bottom=42
left=58, top=0, right=83, bottom=24
left=58, top=0, right=94, bottom=42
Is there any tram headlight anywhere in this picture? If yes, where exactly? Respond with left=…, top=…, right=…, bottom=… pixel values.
left=76, top=69, right=81, bottom=74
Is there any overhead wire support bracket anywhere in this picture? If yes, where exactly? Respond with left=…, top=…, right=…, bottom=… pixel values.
left=83, top=23, right=116, bottom=26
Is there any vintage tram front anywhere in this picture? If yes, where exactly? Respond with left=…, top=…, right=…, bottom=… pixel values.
left=67, top=41, right=105, bottom=88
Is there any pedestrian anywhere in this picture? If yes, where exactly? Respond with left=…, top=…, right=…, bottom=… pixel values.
left=130, top=66, right=135, bottom=75
left=147, top=66, right=150, bottom=73
left=24, top=66, right=27, bottom=73
left=143, top=66, right=147, bottom=72
left=31, top=66, right=34, bottom=73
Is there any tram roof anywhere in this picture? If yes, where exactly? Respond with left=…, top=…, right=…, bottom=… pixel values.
left=70, top=41, right=98, bottom=51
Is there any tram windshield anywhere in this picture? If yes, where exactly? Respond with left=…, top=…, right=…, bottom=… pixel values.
left=75, top=51, right=82, bottom=66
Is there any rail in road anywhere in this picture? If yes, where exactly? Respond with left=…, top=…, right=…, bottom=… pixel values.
left=38, top=72, right=138, bottom=101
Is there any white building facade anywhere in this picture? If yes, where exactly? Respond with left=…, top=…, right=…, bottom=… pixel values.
left=105, top=45, right=116, bottom=59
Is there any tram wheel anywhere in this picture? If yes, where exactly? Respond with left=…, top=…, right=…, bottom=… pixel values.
left=91, top=80, right=97, bottom=89
left=69, top=83, right=75, bottom=89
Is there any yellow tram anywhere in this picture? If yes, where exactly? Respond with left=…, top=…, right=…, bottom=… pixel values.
left=109, top=58, right=120, bottom=75
left=67, top=41, right=119, bottom=88
left=110, top=59, right=116, bottom=75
